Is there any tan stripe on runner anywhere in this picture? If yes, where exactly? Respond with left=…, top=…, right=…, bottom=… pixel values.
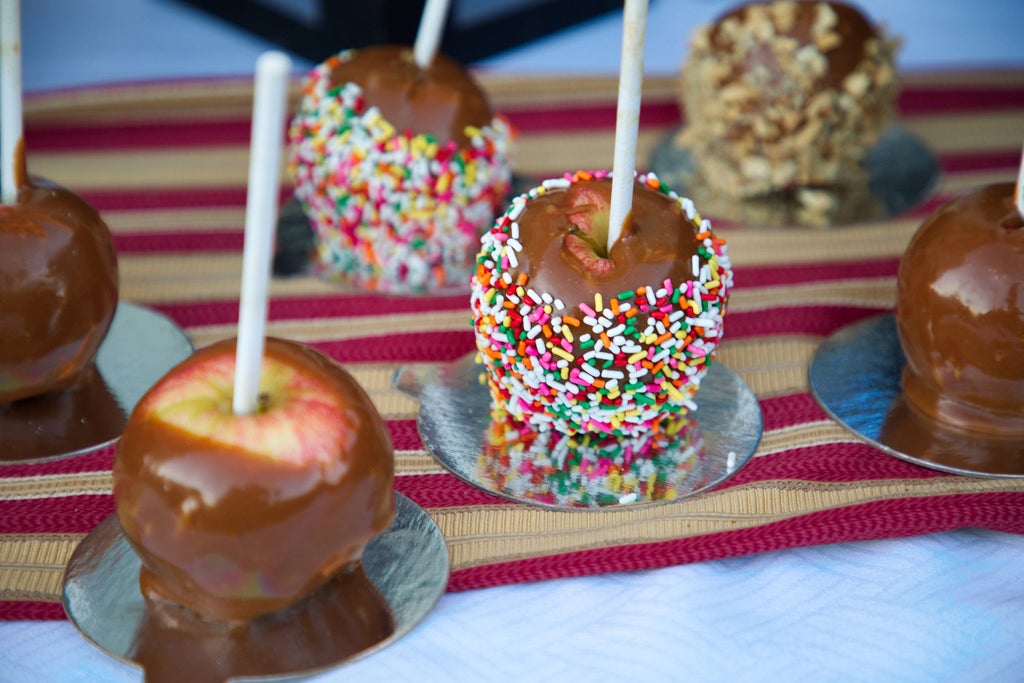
left=106, top=207, right=244, bottom=233
left=0, top=534, right=85, bottom=603
left=434, top=476, right=1024, bottom=569
left=35, top=106, right=1021, bottom=192
left=0, top=450, right=440, bottom=500
left=4, top=474, right=1022, bottom=602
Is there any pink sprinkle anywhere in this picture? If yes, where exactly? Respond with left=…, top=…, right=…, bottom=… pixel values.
left=579, top=303, right=596, bottom=317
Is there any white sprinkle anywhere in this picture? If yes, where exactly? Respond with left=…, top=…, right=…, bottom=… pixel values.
left=581, top=363, right=600, bottom=377
left=618, top=492, right=638, bottom=505
left=505, top=246, right=518, bottom=268
left=646, top=288, right=657, bottom=306
left=542, top=178, right=571, bottom=189
left=681, top=198, right=696, bottom=219
left=507, top=238, right=522, bottom=252
left=691, top=254, right=700, bottom=278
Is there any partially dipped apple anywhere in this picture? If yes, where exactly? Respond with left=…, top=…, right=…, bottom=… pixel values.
left=113, top=337, right=395, bottom=624
left=0, top=159, right=118, bottom=403
left=471, top=170, right=732, bottom=438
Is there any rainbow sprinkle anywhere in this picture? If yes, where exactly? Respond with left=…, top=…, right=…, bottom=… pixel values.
left=470, top=170, right=732, bottom=438
left=288, top=50, right=513, bottom=293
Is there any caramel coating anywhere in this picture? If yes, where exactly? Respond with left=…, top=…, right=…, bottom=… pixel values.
left=0, top=157, right=119, bottom=403
left=896, top=183, right=1024, bottom=435
left=514, top=177, right=701, bottom=312
left=330, top=44, right=493, bottom=147
left=113, top=338, right=395, bottom=623
left=678, top=0, right=899, bottom=205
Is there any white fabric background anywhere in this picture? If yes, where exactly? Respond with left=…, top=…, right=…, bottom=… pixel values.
left=6, top=1, right=1024, bottom=681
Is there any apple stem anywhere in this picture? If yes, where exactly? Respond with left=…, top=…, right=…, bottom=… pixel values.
left=233, top=51, right=292, bottom=417
left=413, top=0, right=450, bottom=69
left=0, top=0, right=23, bottom=205
left=607, top=0, right=648, bottom=252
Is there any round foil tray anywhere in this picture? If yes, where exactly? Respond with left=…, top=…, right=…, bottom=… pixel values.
left=809, top=314, right=1024, bottom=478
left=62, top=492, right=448, bottom=682
left=649, top=124, right=940, bottom=228
left=394, top=353, right=763, bottom=510
left=0, top=302, right=193, bottom=464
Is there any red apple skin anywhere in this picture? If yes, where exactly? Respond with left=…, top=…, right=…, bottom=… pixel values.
left=0, top=174, right=118, bottom=403
left=896, top=182, right=1024, bottom=435
left=113, top=337, right=395, bottom=624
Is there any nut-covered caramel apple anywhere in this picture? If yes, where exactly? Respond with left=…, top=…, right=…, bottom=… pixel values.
left=0, top=153, right=118, bottom=403
left=289, top=45, right=512, bottom=293
left=471, top=171, right=732, bottom=438
left=896, top=182, right=1024, bottom=435
left=677, top=0, right=898, bottom=209
left=113, top=337, right=395, bottom=624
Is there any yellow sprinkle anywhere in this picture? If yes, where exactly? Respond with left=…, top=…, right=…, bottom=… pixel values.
left=594, top=292, right=603, bottom=312
left=563, top=327, right=574, bottom=343
left=560, top=367, right=569, bottom=380
left=551, top=346, right=573, bottom=362
left=663, top=382, right=684, bottom=402
left=628, top=351, right=646, bottom=364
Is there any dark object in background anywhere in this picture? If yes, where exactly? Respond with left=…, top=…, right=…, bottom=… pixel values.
left=273, top=197, right=315, bottom=277
left=172, top=0, right=626, bottom=64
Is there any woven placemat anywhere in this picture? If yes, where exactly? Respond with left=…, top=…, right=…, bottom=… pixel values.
left=3, top=72, right=1024, bottom=619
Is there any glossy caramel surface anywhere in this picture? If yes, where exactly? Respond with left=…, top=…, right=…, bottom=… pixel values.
left=113, top=337, right=395, bottom=623
left=130, top=565, right=394, bottom=683
left=513, top=177, right=702, bottom=311
left=896, top=182, right=1024, bottom=435
left=329, top=44, right=493, bottom=147
left=0, top=152, right=118, bottom=403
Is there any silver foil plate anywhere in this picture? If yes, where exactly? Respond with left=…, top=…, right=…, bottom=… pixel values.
left=649, top=124, right=940, bottom=228
left=62, top=492, right=449, bottom=682
left=395, top=353, right=763, bottom=510
left=0, top=302, right=193, bottom=464
left=809, top=314, right=1024, bottom=478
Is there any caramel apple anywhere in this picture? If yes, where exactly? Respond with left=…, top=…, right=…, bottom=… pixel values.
left=471, top=171, right=732, bottom=438
left=0, top=153, right=118, bottom=403
left=896, top=182, right=1024, bottom=435
left=288, top=45, right=512, bottom=293
left=677, top=0, right=898, bottom=211
left=113, top=337, right=395, bottom=624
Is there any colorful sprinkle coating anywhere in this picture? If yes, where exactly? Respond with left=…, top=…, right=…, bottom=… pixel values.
left=478, top=407, right=708, bottom=508
left=288, top=50, right=513, bottom=293
left=470, top=170, right=733, bottom=438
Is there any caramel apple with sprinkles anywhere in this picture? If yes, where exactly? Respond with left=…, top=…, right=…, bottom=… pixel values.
left=471, top=170, right=732, bottom=440
left=288, top=44, right=512, bottom=293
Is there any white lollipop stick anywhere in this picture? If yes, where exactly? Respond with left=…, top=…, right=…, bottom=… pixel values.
left=1016, top=140, right=1024, bottom=219
left=0, top=0, right=23, bottom=205
left=413, top=0, right=450, bottom=68
left=607, top=0, right=649, bottom=251
left=233, top=51, right=292, bottom=416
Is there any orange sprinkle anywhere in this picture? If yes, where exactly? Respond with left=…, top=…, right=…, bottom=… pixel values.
left=562, top=315, right=581, bottom=327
